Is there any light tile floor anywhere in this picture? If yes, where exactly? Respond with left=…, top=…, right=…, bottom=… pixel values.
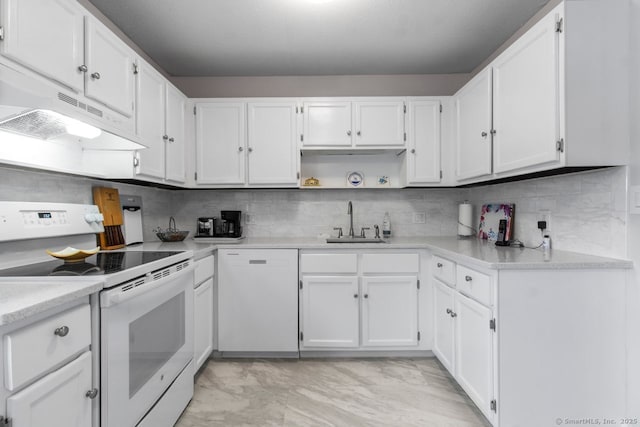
left=176, top=358, right=492, bottom=427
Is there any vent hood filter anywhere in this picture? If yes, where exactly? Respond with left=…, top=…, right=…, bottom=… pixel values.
left=0, top=109, right=101, bottom=140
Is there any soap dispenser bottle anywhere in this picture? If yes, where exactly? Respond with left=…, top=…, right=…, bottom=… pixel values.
left=382, top=212, right=391, bottom=238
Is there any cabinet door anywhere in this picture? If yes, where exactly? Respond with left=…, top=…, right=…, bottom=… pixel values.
left=7, top=352, right=92, bottom=427
left=454, top=68, right=493, bottom=181
left=301, top=276, right=359, bottom=348
left=247, top=102, right=298, bottom=185
left=165, top=84, right=186, bottom=183
left=195, top=103, right=246, bottom=185
left=455, top=292, right=494, bottom=421
left=361, top=276, right=418, bottom=347
left=406, top=100, right=441, bottom=184
left=0, top=0, right=84, bottom=92
left=135, top=60, right=166, bottom=179
left=84, top=16, right=135, bottom=117
left=433, top=279, right=455, bottom=374
left=492, top=9, right=560, bottom=174
left=302, top=101, right=352, bottom=147
left=194, top=278, right=214, bottom=371
left=353, top=100, right=405, bottom=147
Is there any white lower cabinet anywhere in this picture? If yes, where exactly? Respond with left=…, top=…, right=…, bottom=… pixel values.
left=193, top=255, right=215, bottom=372
left=7, top=352, right=92, bottom=427
left=301, top=276, right=359, bottom=348
left=432, top=280, right=455, bottom=372
left=300, top=251, right=421, bottom=351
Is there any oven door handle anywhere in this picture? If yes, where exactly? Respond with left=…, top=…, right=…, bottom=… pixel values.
left=101, top=263, right=194, bottom=308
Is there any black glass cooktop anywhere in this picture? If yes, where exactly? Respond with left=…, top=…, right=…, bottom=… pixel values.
left=0, top=251, right=184, bottom=277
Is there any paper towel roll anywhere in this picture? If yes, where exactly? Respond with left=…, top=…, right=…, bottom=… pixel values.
left=458, top=202, right=474, bottom=237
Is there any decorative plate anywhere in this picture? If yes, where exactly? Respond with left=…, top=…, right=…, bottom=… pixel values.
left=478, top=204, right=515, bottom=241
left=46, top=246, right=100, bottom=263
left=347, top=171, right=364, bottom=187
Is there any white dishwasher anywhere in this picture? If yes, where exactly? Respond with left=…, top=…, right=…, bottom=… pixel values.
left=218, top=249, right=299, bottom=353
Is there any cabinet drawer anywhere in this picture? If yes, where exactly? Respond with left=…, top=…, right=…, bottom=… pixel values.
left=4, top=304, right=91, bottom=391
left=194, top=255, right=215, bottom=285
left=433, top=255, right=456, bottom=285
left=300, top=253, right=357, bottom=274
left=456, top=265, right=492, bottom=306
left=361, top=253, right=419, bottom=273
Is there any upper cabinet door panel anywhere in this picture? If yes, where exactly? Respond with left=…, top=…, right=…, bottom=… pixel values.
left=354, top=100, right=405, bottom=147
left=195, top=103, right=246, bottom=185
left=247, top=102, right=298, bottom=185
left=492, top=9, right=560, bottom=174
left=84, top=17, right=134, bottom=117
left=135, top=61, right=165, bottom=180
left=164, top=84, right=186, bottom=183
left=0, top=0, right=84, bottom=92
left=302, top=101, right=352, bottom=147
left=407, top=100, right=441, bottom=184
left=454, top=68, right=493, bottom=181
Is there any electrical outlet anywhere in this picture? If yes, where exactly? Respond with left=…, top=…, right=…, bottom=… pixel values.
left=245, top=213, right=255, bottom=224
left=538, top=210, right=551, bottom=233
left=413, top=212, right=426, bottom=224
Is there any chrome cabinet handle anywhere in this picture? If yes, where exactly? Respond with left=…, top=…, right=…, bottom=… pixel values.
left=446, top=308, right=452, bottom=314
left=54, top=326, right=69, bottom=337
left=168, top=137, right=174, bottom=142
left=347, top=130, right=352, bottom=136
left=357, top=130, right=361, bottom=136
left=238, top=146, right=244, bottom=152
left=90, top=72, right=101, bottom=80
left=437, top=262, right=443, bottom=268
left=353, top=294, right=358, bottom=298
left=163, top=135, right=169, bottom=141
left=86, top=388, right=98, bottom=399
left=364, top=294, right=369, bottom=299
left=451, top=312, right=457, bottom=318
left=481, top=131, right=488, bottom=138
left=248, top=147, right=253, bottom=153
left=411, top=149, right=416, bottom=154
left=78, top=65, right=88, bottom=72
left=490, top=129, right=497, bottom=135
left=465, top=275, right=473, bottom=282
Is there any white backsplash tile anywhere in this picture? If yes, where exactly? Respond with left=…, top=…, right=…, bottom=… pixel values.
left=0, top=165, right=628, bottom=259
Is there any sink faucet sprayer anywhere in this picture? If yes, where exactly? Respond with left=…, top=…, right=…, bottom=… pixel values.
left=347, top=201, right=355, bottom=238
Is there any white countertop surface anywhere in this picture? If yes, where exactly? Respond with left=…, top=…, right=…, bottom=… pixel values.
left=0, top=236, right=631, bottom=327
left=0, top=278, right=103, bottom=326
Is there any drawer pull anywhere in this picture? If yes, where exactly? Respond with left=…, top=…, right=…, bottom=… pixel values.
left=249, top=260, right=267, bottom=264
left=54, top=326, right=69, bottom=337
left=451, top=311, right=457, bottom=318
left=465, top=275, right=473, bottom=282
left=85, top=388, right=98, bottom=399
left=353, top=294, right=358, bottom=298
left=364, top=294, right=369, bottom=299
left=446, top=308, right=452, bottom=314
left=437, top=263, right=443, bottom=268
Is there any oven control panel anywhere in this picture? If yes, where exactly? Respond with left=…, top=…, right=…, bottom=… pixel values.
left=0, top=202, right=104, bottom=242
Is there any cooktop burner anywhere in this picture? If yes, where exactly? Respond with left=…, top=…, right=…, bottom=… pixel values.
left=0, top=251, right=184, bottom=277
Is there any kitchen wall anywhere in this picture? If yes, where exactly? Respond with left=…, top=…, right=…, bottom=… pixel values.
left=466, top=167, right=628, bottom=258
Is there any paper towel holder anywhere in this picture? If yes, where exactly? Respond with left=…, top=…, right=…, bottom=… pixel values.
left=458, top=201, right=475, bottom=238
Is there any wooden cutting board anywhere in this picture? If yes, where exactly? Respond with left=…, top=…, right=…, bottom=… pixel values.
left=93, top=187, right=125, bottom=250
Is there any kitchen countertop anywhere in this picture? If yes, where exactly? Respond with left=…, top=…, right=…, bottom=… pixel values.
left=1, top=236, right=631, bottom=327
left=0, top=278, right=103, bottom=326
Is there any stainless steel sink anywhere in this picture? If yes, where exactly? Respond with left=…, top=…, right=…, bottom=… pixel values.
left=326, top=237, right=386, bottom=243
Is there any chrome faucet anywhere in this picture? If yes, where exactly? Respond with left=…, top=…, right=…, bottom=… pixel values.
left=347, top=201, right=355, bottom=238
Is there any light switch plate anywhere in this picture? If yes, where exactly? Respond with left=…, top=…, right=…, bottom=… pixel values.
left=413, top=212, right=426, bottom=224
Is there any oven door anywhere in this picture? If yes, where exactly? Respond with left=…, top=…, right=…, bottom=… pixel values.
left=100, top=264, right=194, bottom=427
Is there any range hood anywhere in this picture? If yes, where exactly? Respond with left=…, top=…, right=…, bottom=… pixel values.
left=0, top=61, right=146, bottom=151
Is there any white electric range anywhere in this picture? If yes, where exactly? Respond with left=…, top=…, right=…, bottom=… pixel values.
left=0, top=201, right=195, bottom=427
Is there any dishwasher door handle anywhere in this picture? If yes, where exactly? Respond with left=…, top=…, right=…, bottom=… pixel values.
left=249, top=260, right=267, bottom=264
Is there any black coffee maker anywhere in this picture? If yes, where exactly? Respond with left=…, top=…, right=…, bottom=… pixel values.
left=218, top=211, right=242, bottom=237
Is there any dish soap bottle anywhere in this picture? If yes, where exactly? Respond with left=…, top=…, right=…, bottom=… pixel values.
left=382, top=212, right=391, bottom=239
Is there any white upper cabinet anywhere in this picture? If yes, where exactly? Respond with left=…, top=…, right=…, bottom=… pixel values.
left=492, top=7, right=560, bottom=174
left=0, top=0, right=85, bottom=92
left=135, top=60, right=166, bottom=180
left=195, top=102, right=246, bottom=185
left=353, top=100, right=405, bottom=147
left=83, top=16, right=135, bottom=117
left=406, top=99, right=442, bottom=185
left=135, top=59, right=186, bottom=184
left=302, top=99, right=405, bottom=149
left=164, top=84, right=186, bottom=183
left=302, top=101, right=352, bottom=147
left=454, top=68, right=493, bottom=181
left=247, top=102, right=299, bottom=185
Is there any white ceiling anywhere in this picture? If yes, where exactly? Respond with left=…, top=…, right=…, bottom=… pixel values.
left=88, top=0, right=551, bottom=77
